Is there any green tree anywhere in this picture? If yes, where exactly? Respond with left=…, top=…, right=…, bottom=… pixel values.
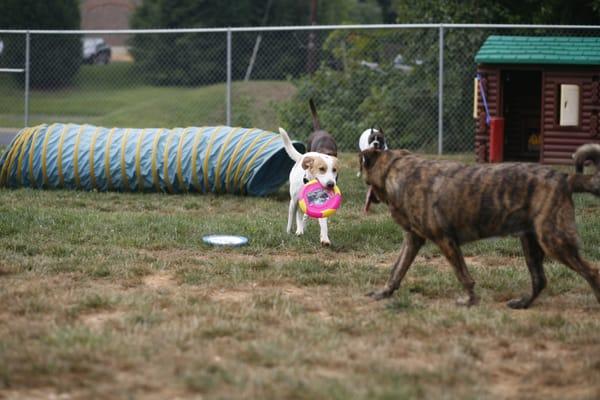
left=389, top=0, right=600, bottom=148
left=392, top=0, right=600, bottom=24
left=129, top=0, right=383, bottom=86
left=0, top=0, right=81, bottom=89
left=280, top=0, right=600, bottom=151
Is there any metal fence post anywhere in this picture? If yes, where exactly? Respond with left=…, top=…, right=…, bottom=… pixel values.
left=438, top=24, right=444, bottom=155
left=226, top=29, right=232, bottom=126
left=24, top=31, right=30, bottom=128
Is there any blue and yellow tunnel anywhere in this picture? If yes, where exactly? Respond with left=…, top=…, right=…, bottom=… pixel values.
left=0, top=123, right=304, bottom=196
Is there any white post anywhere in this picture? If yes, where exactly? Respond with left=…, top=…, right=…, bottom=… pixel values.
left=24, top=31, right=30, bottom=127
left=438, top=25, right=444, bottom=155
left=226, top=29, right=232, bottom=126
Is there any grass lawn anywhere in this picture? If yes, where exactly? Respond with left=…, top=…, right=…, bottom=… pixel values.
left=1, top=152, right=600, bottom=399
left=0, top=63, right=296, bottom=130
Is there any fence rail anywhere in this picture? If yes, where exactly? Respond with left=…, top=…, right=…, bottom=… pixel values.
left=4, top=23, right=600, bottom=33
left=1, top=24, right=599, bottom=154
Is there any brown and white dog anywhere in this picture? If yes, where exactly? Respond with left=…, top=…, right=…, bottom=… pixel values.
left=280, top=127, right=339, bottom=246
left=307, top=99, right=337, bottom=157
left=359, top=144, right=600, bottom=308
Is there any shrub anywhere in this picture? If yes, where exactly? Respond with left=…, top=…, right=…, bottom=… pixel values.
left=277, top=28, right=485, bottom=152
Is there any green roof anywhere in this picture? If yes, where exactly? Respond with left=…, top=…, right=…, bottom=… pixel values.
left=475, top=35, right=600, bottom=65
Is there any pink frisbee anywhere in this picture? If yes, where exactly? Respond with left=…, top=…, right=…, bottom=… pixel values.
left=298, top=179, right=342, bottom=219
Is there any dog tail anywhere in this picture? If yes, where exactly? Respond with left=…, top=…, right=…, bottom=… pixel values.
left=309, top=98, right=321, bottom=131
left=278, top=127, right=303, bottom=162
left=570, top=143, right=600, bottom=196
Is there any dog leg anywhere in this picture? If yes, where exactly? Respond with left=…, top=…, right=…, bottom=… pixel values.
left=436, top=238, right=479, bottom=306
left=367, top=232, right=424, bottom=300
left=363, top=187, right=372, bottom=213
left=287, top=199, right=296, bottom=234
left=295, top=207, right=305, bottom=236
left=560, top=254, right=600, bottom=304
left=318, top=218, right=330, bottom=246
left=544, top=242, right=600, bottom=304
left=537, top=210, right=600, bottom=304
left=508, top=233, right=547, bottom=309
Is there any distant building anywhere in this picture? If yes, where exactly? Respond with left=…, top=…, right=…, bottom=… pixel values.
left=80, top=0, right=141, bottom=47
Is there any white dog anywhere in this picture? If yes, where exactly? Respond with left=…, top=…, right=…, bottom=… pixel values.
left=279, top=127, right=339, bottom=246
left=358, top=127, right=388, bottom=151
left=358, top=127, right=387, bottom=213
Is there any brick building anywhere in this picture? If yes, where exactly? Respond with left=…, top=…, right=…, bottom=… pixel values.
left=80, top=0, right=141, bottom=47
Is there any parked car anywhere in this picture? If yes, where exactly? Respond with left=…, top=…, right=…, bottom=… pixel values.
left=82, top=37, right=111, bottom=65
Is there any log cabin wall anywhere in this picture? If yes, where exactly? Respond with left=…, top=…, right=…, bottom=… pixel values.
left=541, top=69, right=600, bottom=164
left=475, top=66, right=600, bottom=165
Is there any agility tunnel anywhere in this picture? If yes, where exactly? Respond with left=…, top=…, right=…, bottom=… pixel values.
left=0, top=123, right=304, bottom=196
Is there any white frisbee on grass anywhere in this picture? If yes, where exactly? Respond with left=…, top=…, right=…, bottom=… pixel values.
left=202, top=234, right=249, bottom=247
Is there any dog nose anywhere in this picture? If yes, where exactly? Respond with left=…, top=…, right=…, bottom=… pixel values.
left=326, top=181, right=335, bottom=189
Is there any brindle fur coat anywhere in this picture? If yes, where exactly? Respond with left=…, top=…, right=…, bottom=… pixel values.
left=360, top=144, right=600, bottom=308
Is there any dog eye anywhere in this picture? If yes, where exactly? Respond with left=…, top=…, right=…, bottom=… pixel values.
left=333, top=168, right=337, bottom=173
left=319, top=167, right=326, bottom=172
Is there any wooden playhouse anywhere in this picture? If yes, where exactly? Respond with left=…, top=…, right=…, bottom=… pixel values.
left=474, top=35, right=600, bottom=164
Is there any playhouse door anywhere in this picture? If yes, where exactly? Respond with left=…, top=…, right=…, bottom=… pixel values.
left=501, top=70, right=542, bottom=162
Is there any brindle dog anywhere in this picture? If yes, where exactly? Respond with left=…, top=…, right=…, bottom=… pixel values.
left=359, top=144, right=600, bottom=308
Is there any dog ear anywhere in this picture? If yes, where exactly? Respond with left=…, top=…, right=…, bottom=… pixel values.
left=302, top=156, right=314, bottom=170
left=360, top=149, right=381, bottom=171
left=376, top=125, right=385, bottom=136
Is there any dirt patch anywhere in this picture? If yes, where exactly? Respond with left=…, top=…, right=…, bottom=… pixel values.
left=210, top=283, right=307, bottom=302
left=280, top=285, right=306, bottom=297
left=279, top=284, right=334, bottom=320
left=211, top=288, right=254, bottom=302
left=143, top=272, right=177, bottom=290
left=483, top=340, right=600, bottom=400
left=81, top=310, right=125, bottom=330
left=0, top=388, right=75, bottom=400
left=209, top=283, right=334, bottom=320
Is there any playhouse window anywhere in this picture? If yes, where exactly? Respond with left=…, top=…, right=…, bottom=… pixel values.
left=559, top=84, right=580, bottom=127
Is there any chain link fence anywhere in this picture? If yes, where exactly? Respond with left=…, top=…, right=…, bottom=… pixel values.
left=1, top=25, right=599, bottom=152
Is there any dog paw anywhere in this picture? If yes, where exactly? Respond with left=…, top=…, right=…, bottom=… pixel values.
left=295, top=230, right=304, bottom=236
left=320, top=238, right=331, bottom=246
left=507, top=297, right=530, bottom=309
left=455, top=295, right=479, bottom=307
left=366, top=288, right=392, bottom=301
